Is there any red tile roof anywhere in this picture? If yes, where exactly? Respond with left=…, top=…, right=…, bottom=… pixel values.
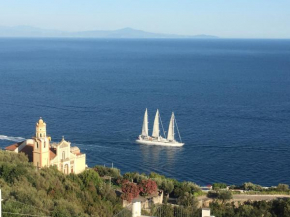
left=50, top=148, right=56, bottom=160
left=5, top=141, right=24, bottom=151
left=20, top=144, right=34, bottom=162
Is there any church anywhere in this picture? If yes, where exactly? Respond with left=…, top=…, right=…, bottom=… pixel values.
left=5, top=118, right=86, bottom=174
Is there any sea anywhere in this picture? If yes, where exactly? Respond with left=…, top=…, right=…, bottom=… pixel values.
left=0, top=38, right=289, bottom=187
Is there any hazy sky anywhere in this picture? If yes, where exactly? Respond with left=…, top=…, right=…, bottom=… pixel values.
left=0, top=0, right=289, bottom=38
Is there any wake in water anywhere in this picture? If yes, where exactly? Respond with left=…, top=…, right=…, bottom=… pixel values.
left=0, top=135, right=25, bottom=142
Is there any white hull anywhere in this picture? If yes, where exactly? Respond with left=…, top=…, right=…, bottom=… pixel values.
left=136, top=138, right=184, bottom=147
left=137, top=109, right=184, bottom=147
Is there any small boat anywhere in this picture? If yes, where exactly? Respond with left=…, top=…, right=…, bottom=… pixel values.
left=136, top=109, right=184, bottom=147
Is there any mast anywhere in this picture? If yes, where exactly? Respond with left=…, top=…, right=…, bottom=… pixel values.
left=141, top=108, right=149, bottom=137
left=159, top=111, right=166, bottom=138
left=175, top=116, right=182, bottom=143
left=167, top=112, right=175, bottom=141
left=152, top=109, right=160, bottom=138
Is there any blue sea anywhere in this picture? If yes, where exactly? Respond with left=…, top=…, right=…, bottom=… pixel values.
left=0, top=38, right=290, bottom=186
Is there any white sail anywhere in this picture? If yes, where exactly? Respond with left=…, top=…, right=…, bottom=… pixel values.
left=167, top=112, right=175, bottom=141
left=152, top=109, right=160, bottom=138
left=141, top=108, right=149, bottom=137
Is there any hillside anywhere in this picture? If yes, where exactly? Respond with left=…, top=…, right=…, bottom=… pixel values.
left=1, top=150, right=290, bottom=217
left=0, top=26, right=219, bottom=38
left=0, top=150, right=122, bottom=217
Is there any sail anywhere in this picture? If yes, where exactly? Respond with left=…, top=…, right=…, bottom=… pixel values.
left=167, top=112, right=175, bottom=141
left=152, top=109, right=160, bottom=138
left=141, top=109, right=149, bottom=137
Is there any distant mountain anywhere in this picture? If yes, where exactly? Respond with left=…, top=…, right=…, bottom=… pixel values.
left=0, top=26, right=219, bottom=39
left=0, top=25, right=67, bottom=37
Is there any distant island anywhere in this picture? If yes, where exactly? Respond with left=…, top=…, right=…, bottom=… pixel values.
left=0, top=25, right=219, bottom=39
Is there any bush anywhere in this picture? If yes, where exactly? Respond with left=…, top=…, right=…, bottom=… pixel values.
left=121, top=180, right=140, bottom=202
left=207, top=191, right=219, bottom=198
left=212, top=183, right=227, bottom=190
left=242, top=182, right=263, bottom=191
left=123, top=172, right=147, bottom=184
left=217, top=190, right=233, bottom=203
left=210, top=199, right=290, bottom=217
left=177, top=192, right=198, bottom=207
left=152, top=204, right=174, bottom=217
left=94, top=166, right=121, bottom=178
left=0, top=163, right=28, bottom=183
left=174, top=181, right=201, bottom=197
left=207, top=190, right=232, bottom=203
left=160, top=179, right=174, bottom=195
left=78, top=169, right=102, bottom=189
left=277, top=183, right=289, bottom=192
left=0, top=150, right=123, bottom=217
left=138, top=179, right=157, bottom=196
left=149, top=172, right=166, bottom=179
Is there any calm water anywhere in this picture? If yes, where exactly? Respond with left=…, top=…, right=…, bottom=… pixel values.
left=0, top=38, right=290, bottom=186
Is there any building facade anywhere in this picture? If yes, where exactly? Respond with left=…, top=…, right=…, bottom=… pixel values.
left=50, top=137, right=86, bottom=174
left=5, top=118, right=86, bottom=174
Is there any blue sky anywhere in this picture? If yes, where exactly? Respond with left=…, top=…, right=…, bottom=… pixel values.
left=0, top=0, right=289, bottom=38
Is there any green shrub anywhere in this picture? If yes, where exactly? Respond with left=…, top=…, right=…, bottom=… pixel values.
left=277, top=183, right=289, bottom=192
left=94, top=166, right=121, bottom=178
left=212, top=182, right=227, bottom=190
left=242, top=182, right=263, bottom=191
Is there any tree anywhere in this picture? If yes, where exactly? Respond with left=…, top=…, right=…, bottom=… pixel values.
left=123, top=172, right=137, bottom=182
left=160, top=179, right=174, bottom=196
left=78, top=169, right=102, bottom=189
left=174, top=181, right=201, bottom=197
left=149, top=172, right=166, bottom=179
left=138, top=179, right=157, bottom=196
left=277, top=184, right=289, bottom=192
left=94, top=166, right=121, bottom=178
left=121, top=180, right=140, bottom=202
left=152, top=204, right=174, bottom=217
left=217, top=190, right=233, bottom=203
left=229, top=185, right=237, bottom=190
left=212, top=183, right=227, bottom=190
left=0, top=163, right=27, bottom=183
left=207, top=191, right=219, bottom=199
left=242, top=182, right=263, bottom=191
left=177, top=192, right=198, bottom=208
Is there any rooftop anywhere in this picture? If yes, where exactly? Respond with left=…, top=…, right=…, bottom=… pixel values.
left=5, top=141, right=24, bottom=151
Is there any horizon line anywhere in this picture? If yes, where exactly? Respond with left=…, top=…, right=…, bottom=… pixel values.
left=1, top=25, right=289, bottom=39
left=0, top=36, right=290, bottom=40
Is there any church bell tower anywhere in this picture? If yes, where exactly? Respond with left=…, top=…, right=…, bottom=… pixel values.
left=33, top=118, right=50, bottom=169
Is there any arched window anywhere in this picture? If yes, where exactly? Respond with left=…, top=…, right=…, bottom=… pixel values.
left=36, top=142, right=38, bottom=149
left=40, top=133, right=42, bottom=137
left=44, top=141, right=46, bottom=148
left=62, top=151, right=65, bottom=160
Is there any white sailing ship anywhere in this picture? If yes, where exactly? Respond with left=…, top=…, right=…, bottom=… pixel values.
left=136, top=109, right=184, bottom=147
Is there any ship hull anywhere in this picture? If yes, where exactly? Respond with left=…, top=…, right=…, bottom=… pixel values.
left=136, top=139, right=184, bottom=147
